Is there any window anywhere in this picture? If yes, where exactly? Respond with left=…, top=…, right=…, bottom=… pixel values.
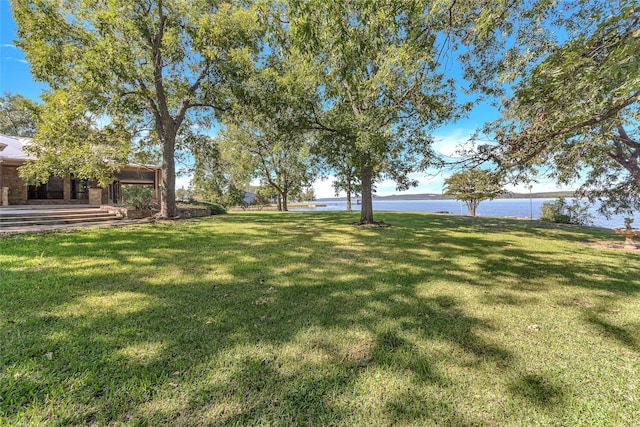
left=27, top=176, right=64, bottom=200
left=71, top=176, right=90, bottom=200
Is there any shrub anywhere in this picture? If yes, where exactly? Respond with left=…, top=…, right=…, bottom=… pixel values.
left=539, top=197, right=593, bottom=226
left=178, top=200, right=227, bottom=215
left=250, top=193, right=271, bottom=207
left=121, top=185, right=153, bottom=209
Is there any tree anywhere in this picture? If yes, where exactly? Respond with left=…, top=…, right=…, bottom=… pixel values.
left=11, top=0, right=262, bottom=217
left=0, top=93, right=39, bottom=137
left=332, top=167, right=360, bottom=212
left=443, top=169, right=503, bottom=216
left=474, top=1, right=640, bottom=216
left=175, top=187, right=193, bottom=201
left=214, top=39, right=321, bottom=212
left=322, top=132, right=362, bottom=212
left=218, top=121, right=317, bottom=211
left=249, top=185, right=277, bottom=207
left=189, top=134, right=249, bottom=207
left=18, top=90, right=131, bottom=187
left=298, top=187, right=315, bottom=202
left=288, top=0, right=537, bottom=225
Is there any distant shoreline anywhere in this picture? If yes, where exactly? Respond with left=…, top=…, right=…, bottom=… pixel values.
left=317, top=191, right=576, bottom=202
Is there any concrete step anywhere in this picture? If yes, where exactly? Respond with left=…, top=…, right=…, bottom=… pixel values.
left=1, top=215, right=122, bottom=227
left=0, top=208, right=122, bottom=229
left=0, top=209, right=104, bottom=219
left=0, top=210, right=116, bottom=224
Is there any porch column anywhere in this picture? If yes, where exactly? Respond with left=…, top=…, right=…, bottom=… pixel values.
left=0, top=161, right=6, bottom=206
left=88, top=188, right=102, bottom=205
left=63, top=176, right=71, bottom=202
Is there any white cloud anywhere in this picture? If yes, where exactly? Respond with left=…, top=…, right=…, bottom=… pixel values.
left=4, top=56, right=28, bottom=64
left=313, top=176, right=340, bottom=198
left=2, top=44, right=17, bottom=48
left=175, top=174, right=192, bottom=190
left=431, top=128, right=474, bottom=158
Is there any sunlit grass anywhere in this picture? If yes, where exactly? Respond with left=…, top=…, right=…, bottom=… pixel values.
left=1, top=211, right=639, bottom=425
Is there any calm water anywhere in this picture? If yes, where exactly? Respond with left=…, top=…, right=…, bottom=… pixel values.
left=292, top=198, right=636, bottom=229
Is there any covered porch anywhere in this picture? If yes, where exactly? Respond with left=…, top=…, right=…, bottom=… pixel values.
left=1, top=133, right=161, bottom=207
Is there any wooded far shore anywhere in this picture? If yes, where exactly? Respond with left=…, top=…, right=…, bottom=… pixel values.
left=318, top=191, right=576, bottom=202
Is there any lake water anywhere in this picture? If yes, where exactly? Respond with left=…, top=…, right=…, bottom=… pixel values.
left=291, top=198, right=636, bottom=229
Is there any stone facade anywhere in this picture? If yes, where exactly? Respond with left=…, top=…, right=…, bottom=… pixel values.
left=0, top=165, right=109, bottom=206
left=2, top=165, right=27, bottom=204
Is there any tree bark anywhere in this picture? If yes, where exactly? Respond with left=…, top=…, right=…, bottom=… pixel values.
left=282, top=191, right=288, bottom=211
left=466, top=199, right=478, bottom=216
left=609, top=127, right=640, bottom=188
left=359, top=153, right=374, bottom=224
left=160, top=132, right=177, bottom=218
left=346, top=170, right=352, bottom=212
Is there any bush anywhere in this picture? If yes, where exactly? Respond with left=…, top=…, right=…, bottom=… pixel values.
left=121, top=185, right=153, bottom=209
left=178, top=200, right=227, bottom=215
left=539, top=197, right=593, bottom=226
left=250, top=193, right=271, bottom=207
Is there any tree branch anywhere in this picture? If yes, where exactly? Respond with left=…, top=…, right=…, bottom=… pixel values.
left=509, top=89, right=640, bottom=167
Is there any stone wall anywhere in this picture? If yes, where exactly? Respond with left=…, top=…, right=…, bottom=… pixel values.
left=2, top=165, right=27, bottom=204
left=103, top=206, right=211, bottom=219
left=177, top=207, right=211, bottom=218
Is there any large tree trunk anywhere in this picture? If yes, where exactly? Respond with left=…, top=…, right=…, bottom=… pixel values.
left=359, top=153, right=374, bottom=224
left=466, top=199, right=478, bottom=216
left=282, top=191, right=288, bottom=211
left=159, top=130, right=177, bottom=218
left=346, top=170, right=352, bottom=212
left=276, top=194, right=282, bottom=211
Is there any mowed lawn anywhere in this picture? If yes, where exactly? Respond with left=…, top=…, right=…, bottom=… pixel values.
left=1, top=211, right=639, bottom=426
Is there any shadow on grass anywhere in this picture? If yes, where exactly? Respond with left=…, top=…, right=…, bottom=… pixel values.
left=1, top=211, right=638, bottom=425
left=586, top=312, right=640, bottom=352
left=509, top=374, right=567, bottom=406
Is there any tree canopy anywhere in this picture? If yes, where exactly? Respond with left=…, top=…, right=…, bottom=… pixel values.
left=18, top=90, right=131, bottom=186
left=14, top=0, right=624, bottom=222
left=287, top=0, right=545, bottom=224
left=188, top=133, right=249, bottom=207
left=443, top=169, right=504, bottom=216
left=0, top=92, right=39, bottom=137
left=11, top=0, right=262, bottom=217
left=209, top=38, right=321, bottom=211
left=474, top=1, right=640, bottom=216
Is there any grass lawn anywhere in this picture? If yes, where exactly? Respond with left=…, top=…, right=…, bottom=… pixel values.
left=1, top=211, right=639, bottom=426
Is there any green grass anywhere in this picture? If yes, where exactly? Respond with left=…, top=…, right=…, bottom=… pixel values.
left=1, top=211, right=639, bottom=426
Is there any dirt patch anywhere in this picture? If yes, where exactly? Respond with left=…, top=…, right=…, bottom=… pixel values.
left=353, top=221, right=391, bottom=228
left=580, top=241, right=640, bottom=252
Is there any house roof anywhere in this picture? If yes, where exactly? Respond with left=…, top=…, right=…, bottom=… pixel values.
left=0, top=134, right=35, bottom=162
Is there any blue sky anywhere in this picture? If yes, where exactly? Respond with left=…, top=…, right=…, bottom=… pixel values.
left=1, top=1, right=46, bottom=100
left=0, top=0, right=571, bottom=197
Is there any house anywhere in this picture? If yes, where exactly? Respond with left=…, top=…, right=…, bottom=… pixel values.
left=0, top=134, right=161, bottom=207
